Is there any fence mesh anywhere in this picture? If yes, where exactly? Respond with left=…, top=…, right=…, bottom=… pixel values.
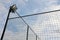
left=1, top=11, right=60, bottom=40
left=3, top=17, right=40, bottom=40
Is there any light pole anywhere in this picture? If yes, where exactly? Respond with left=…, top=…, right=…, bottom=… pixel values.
left=0, top=4, right=17, bottom=40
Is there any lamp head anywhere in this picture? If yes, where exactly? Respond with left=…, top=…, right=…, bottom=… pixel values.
left=9, top=4, right=17, bottom=13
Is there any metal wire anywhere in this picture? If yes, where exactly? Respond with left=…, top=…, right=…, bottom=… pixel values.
left=9, top=9, right=60, bottom=20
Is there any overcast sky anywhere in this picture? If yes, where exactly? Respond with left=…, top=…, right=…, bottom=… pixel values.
left=0, top=0, right=60, bottom=40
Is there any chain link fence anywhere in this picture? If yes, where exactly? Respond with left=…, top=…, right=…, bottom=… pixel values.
left=2, top=17, right=40, bottom=40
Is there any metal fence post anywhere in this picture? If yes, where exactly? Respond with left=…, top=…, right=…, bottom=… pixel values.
left=36, top=35, right=37, bottom=40
left=26, top=26, right=29, bottom=40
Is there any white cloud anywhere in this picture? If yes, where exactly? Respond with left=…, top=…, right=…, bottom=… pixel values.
left=16, top=0, right=28, bottom=6
left=32, top=0, right=57, bottom=7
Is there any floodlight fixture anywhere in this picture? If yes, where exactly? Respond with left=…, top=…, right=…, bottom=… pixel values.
left=10, top=4, right=17, bottom=13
